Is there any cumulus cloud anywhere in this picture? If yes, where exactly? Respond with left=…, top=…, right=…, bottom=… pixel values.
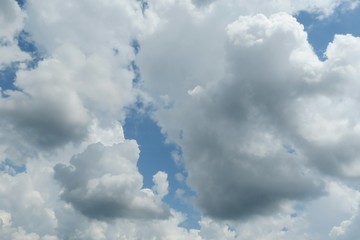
left=138, top=8, right=360, bottom=222
left=0, top=0, right=147, bottom=157
left=2, top=0, right=360, bottom=239
left=23, top=0, right=159, bottom=56
left=0, top=0, right=29, bottom=69
left=0, top=211, right=58, bottom=240
left=0, top=0, right=24, bottom=39
left=139, top=12, right=323, bottom=219
left=0, top=159, right=60, bottom=238
left=0, top=42, right=138, bottom=151
left=54, top=141, right=170, bottom=220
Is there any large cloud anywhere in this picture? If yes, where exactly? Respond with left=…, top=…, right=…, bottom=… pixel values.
left=138, top=9, right=360, bottom=221
left=23, top=0, right=159, bottom=57
left=0, top=43, right=137, bottom=151
left=0, top=0, right=148, bottom=153
left=2, top=0, right=360, bottom=239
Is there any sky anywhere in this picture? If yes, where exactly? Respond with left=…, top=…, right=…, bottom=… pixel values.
left=1, top=0, right=360, bottom=239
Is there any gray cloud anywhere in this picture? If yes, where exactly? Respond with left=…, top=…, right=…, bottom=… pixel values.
left=192, top=0, right=216, bottom=7
left=181, top=106, right=324, bottom=219
left=54, top=142, right=170, bottom=220
left=138, top=12, right=360, bottom=220
left=2, top=0, right=360, bottom=238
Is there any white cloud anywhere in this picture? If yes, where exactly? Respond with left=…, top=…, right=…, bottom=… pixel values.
left=0, top=0, right=24, bottom=40
left=0, top=0, right=30, bottom=69
left=0, top=161, right=60, bottom=238
left=304, top=180, right=360, bottom=239
left=0, top=41, right=137, bottom=153
left=0, top=44, right=30, bottom=69
left=23, top=0, right=159, bottom=56
left=2, top=0, right=360, bottom=239
left=141, top=12, right=325, bottom=219
left=152, top=171, right=169, bottom=200
left=0, top=49, right=90, bottom=149
left=138, top=5, right=360, bottom=224
left=0, top=210, right=58, bottom=240
left=54, top=141, right=170, bottom=220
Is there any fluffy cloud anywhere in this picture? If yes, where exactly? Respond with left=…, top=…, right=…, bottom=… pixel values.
left=0, top=0, right=29, bottom=69
left=0, top=0, right=147, bottom=153
left=0, top=210, right=57, bottom=240
left=138, top=8, right=360, bottom=223
left=139, top=11, right=321, bottom=219
left=0, top=0, right=23, bottom=38
left=0, top=59, right=89, bottom=149
left=2, top=0, right=360, bottom=239
left=23, top=0, right=159, bottom=57
left=54, top=141, right=170, bottom=220
left=0, top=150, right=68, bottom=238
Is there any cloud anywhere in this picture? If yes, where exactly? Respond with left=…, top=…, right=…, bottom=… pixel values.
left=0, top=0, right=29, bottom=69
left=190, top=0, right=359, bottom=17
left=54, top=141, right=170, bottom=220
left=23, top=0, right=159, bottom=55
left=192, top=0, right=216, bottom=7
left=0, top=0, right=156, bottom=153
left=0, top=163, right=59, bottom=238
left=0, top=47, right=90, bottom=149
left=0, top=210, right=58, bottom=240
left=138, top=8, right=360, bottom=221
left=0, top=0, right=24, bottom=39
left=0, top=41, right=138, bottom=152
left=139, top=12, right=325, bottom=219
left=2, top=0, right=360, bottom=239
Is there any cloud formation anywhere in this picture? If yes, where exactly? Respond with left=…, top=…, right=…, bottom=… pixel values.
left=138, top=4, right=360, bottom=222
left=54, top=142, right=170, bottom=220
left=2, top=0, right=360, bottom=239
left=0, top=0, right=29, bottom=69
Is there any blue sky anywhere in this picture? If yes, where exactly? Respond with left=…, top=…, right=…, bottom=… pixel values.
left=296, top=5, right=360, bottom=59
left=1, top=0, right=360, bottom=239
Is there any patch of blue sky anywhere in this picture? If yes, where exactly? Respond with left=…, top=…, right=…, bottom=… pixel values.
left=127, top=39, right=141, bottom=84
left=124, top=107, right=177, bottom=191
left=15, top=0, right=25, bottom=8
left=296, top=4, right=360, bottom=60
left=1, top=31, right=42, bottom=97
left=0, top=31, right=42, bottom=94
left=129, top=60, right=141, bottom=84
left=0, top=159, right=26, bottom=176
left=0, top=63, right=19, bottom=93
left=131, top=39, right=141, bottom=55
left=17, top=30, right=43, bottom=69
left=126, top=37, right=201, bottom=226
left=124, top=107, right=201, bottom=228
